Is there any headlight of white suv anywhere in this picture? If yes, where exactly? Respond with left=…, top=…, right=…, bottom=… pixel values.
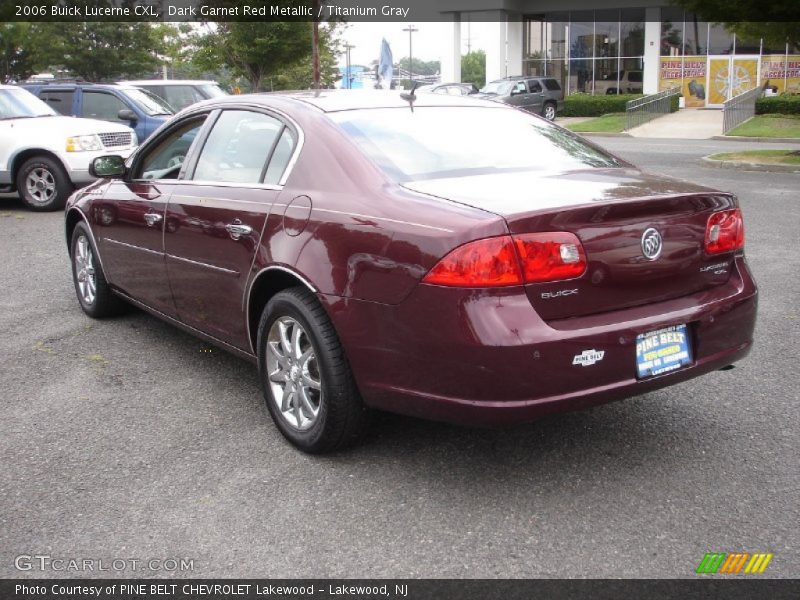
left=65, top=135, right=103, bottom=152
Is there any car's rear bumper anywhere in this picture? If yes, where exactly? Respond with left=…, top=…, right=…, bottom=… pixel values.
left=323, top=255, right=757, bottom=427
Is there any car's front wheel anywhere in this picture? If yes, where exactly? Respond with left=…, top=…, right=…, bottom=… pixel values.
left=542, top=102, right=557, bottom=121
left=16, top=156, right=73, bottom=211
left=257, top=287, right=368, bottom=453
left=70, top=222, right=126, bottom=318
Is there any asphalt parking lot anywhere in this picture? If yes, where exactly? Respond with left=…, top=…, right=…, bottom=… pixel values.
left=1, top=137, right=798, bottom=579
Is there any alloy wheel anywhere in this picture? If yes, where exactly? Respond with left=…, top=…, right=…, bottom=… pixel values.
left=74, top=235, right=96, bottom=305
left=265, top=316, right=322, bottom=431
left=25, top=167, right=56, bottom=204
left=544, top=105, right=556, bottom=121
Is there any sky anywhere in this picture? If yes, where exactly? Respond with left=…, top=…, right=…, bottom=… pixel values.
left=337, top=21, right=490, bottom=67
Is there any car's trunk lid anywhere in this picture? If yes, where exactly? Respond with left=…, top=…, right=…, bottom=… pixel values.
left=404, top=168, right=738, bottom=320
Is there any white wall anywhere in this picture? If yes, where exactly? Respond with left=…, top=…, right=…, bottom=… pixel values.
left=440, top=15, right=462, bottom=82
left=643, top=7, right=662, bottom=94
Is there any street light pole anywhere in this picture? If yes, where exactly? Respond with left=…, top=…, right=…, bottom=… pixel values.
left=402, top=25, right=418, bottom=85
left=344, top=44, right=355, bottom=89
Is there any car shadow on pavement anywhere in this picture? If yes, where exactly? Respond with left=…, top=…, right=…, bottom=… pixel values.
left=98, top=305, right=731, bottom=493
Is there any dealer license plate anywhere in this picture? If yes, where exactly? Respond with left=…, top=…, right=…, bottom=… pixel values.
left=635, top=324, right=693, bottom=379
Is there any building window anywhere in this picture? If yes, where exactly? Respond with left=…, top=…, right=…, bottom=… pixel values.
left=522, top=9, right=644, bottom=95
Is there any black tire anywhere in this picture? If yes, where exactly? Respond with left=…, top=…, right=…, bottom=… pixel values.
left=16, top=155, right=73, bottom=212
left=257, top=287, right=369, bottom=453
left=70, top=222, right=127, bottom=318
left=542, top=102, right=557, bottom=121
left=606, top=88, right=618, bottom=95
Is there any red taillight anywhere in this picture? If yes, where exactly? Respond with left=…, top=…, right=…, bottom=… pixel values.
left=705, top=209, right=744, bottom=254
left=513, top=232, right=587, bottom=283
left=422, top=236, right=523, bottom=287
left=423, top=232, right=588, bottom=287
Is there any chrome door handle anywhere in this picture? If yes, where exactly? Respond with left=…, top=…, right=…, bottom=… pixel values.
left=143, top=212, right=162, bottom=227
left=225, top=220, right=252, bottom=240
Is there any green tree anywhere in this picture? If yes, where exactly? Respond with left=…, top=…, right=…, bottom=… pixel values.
left=0, top=23, right=39, bottom=83
left=37, top=22, right=164, bottom=81
left=194, top=16, right=341, bottom=92
left=272, top=24, right=342, bottom=90
left=461, top=50, right=486, bottom=88
left=671, top=0, right=800, bottom=48
left=397, top=57, right=440, bottom=77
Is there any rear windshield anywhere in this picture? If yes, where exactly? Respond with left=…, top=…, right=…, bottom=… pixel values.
left=331, top=106, right=621, bottom=183
left=543, top=79, right=562, bottom=91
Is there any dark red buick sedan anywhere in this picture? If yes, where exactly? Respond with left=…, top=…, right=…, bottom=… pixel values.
left=65, top=91, right=757, bottom=453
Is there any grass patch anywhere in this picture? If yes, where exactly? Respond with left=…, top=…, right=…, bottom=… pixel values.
left=726, top=114, right=800, bottom=138
left=566, top=113, right=627, bottom=133
left=707, top=150, right=800, bottom=166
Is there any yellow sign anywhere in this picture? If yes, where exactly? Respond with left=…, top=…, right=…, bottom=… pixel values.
left=708, top=58, right=759, bottom=104
left=659, top=56, right=706, bottom=107
left=761, top=55, right=800, bottom=94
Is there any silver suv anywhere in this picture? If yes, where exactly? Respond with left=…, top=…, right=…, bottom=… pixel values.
left=476, top=76, right=564, bottom=120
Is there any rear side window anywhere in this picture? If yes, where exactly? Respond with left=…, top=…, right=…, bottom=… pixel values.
left=39, top=90, right=74, bottom=115
left=543, top=79, right=562, bottom=91
left=527, top=80, right=543, bottom=93
left=264, top=128, right=297, bottom=185
left=628, top=72, right=643, bottom=83
left=82, top=91, right=128, bottom=122
left=192, top=110, right=283, bottom=184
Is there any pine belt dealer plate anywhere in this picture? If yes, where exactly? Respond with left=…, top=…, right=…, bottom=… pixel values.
left=635, top=324, right=693, bottom=379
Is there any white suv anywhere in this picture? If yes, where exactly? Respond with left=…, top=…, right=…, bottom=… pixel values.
left=593, top=70, right=644, bottom=95
left=0, top=85, right=137, bottom=211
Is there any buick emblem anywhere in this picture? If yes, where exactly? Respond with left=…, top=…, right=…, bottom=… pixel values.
left=641, top=228, right=663, bottom=261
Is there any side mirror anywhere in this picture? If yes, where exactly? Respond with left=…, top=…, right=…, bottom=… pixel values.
left=90, top=155, right=126, bottom=179
left=118, top=108, right=138, bottom=122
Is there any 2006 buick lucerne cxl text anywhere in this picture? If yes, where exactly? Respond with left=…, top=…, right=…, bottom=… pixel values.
left=65, top=91, right=757, bottom=453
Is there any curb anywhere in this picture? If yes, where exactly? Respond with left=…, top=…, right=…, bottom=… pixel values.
left=712, top=135, right=800, bottom=144
left=580, top=132, right=632, bottom=138
left=701, top=156, right=800, bottom=173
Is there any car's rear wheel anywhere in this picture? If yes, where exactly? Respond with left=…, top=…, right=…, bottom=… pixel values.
left=257, top=287, right=368, bottom=453
left=542, top=102, right=557, bottom=121
left=70, top=222, right=127, bottom=318
left=16, top=156, right=73, bottom=211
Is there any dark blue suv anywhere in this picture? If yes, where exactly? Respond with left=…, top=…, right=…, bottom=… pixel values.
left=21, top=83, right=174, bottom=141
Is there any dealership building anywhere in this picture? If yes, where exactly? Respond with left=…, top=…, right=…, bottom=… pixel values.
left=438, top=0, right=799, bottom=107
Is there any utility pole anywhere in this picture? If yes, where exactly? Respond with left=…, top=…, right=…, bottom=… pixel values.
left=344, top=44, right=355, bottom=89
left=312, top=0, right=321, bottom=89
left=402, top=25, right=418, bottom=84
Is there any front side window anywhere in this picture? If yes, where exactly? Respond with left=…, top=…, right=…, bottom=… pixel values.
left=192, top=110, right=284, bottom=184
left=123, top=87, right=173, bottom=116
left=82, top=92, right=128, bottom=122
left=333, top=106, right=621, bottom=184
left=135, top=117, right=206, bottom=180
